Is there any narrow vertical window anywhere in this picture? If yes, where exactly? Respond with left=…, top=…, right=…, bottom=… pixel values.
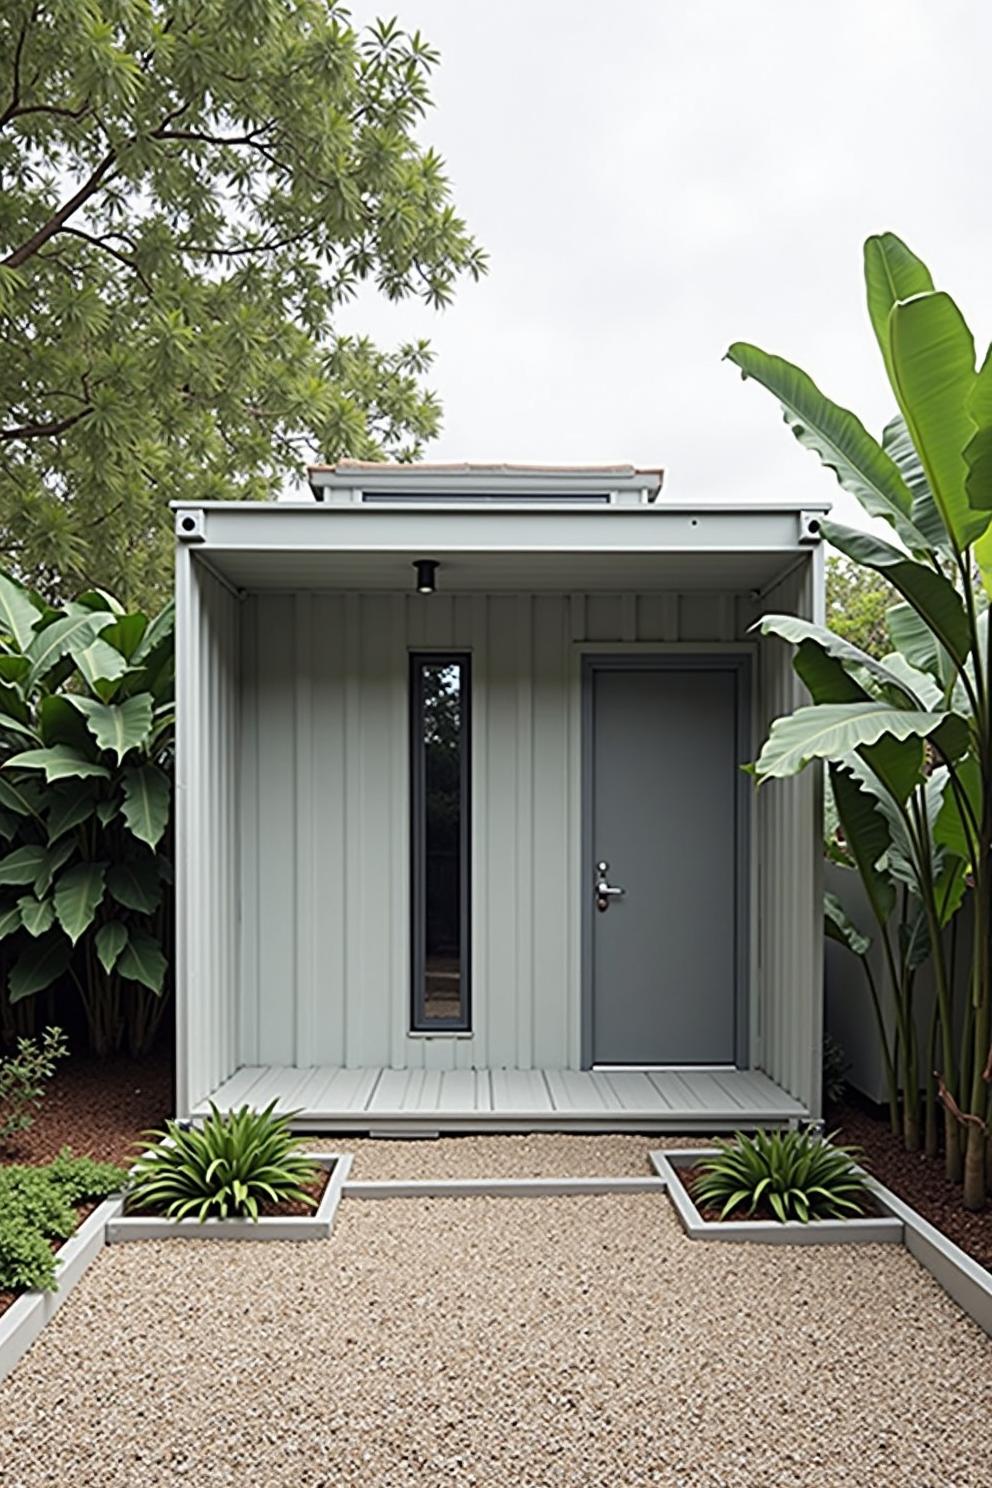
left=410, top=654, right=471, bottom=1030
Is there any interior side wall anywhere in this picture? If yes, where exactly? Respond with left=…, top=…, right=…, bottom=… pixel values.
left=239, top=590, right=754, bottom=1072
left=747, top=554, right=824, bottom=1115
left=175, top=555, right=241, bottom=1114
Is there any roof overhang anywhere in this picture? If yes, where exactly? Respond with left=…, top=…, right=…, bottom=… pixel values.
left=172, top=500, right=830, bottom=595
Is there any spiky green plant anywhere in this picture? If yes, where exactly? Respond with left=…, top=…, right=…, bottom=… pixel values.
left=691, top=1128, right=871, bottom=1224
left=126, top=1102, right=318, bottom=1222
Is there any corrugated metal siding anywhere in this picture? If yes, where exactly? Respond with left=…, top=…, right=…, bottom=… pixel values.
left=239, top=589, right=750, bottom=1072
left=176, top=554, right=241, bottom=1113
left=749, top=557, right=824, bottom=1114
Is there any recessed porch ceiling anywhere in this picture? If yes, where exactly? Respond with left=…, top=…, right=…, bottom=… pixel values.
left=178, top=500, right=827, bottom=595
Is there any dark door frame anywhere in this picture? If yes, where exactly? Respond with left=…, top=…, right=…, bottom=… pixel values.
left=580, top=651, right=753, bottom=1069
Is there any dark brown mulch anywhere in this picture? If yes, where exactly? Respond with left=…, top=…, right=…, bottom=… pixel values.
left=831, top=1100, right=992, bottom=1275
left=0, top=1048, right=173, bottom=1168
left=679, top=1165, right=883, bottom=1224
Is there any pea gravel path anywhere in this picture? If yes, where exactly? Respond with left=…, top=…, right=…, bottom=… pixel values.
left=306, top=1131, right=708, bottom=1178
left=2, top=1188, right=991, bottom=1487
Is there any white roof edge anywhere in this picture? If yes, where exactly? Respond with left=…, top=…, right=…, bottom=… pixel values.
left=170, top=498, right=833, bottom=514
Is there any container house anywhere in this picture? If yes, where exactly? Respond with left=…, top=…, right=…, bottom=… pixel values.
left=174, top=462, right=826, bottom=1132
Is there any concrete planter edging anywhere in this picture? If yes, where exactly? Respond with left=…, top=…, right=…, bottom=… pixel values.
left=342, top=1174, right=668, bottom=1199
left=106, top=1152, right=351, bottom=1242
left=650, top=1148, right=904, bottom=1245
left=0, top=1195, right=123, bottom=1386
left=867, top=1174, right=992, bottom=1337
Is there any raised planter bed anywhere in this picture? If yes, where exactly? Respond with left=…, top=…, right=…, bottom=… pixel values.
left=651, top=1148, right=902, bottom=1244
left=0, top=1195, right=122, bottom=1385
left=651, top=1147, right=992, bottom=1337
left=106, top=1152, right=351, bottom=1241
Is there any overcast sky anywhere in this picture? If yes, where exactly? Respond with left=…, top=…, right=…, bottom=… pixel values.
left=342, top=1, right=990, bottom=528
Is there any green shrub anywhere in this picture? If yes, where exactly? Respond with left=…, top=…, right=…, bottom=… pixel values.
left=0, top=1024, right=68, bottom=1145
left=126, top=1102, right=318, bottom=1222
left=691, top=1128, right=871, bottom=1224
left=0, top=571, right=174, bottom=1057
left=0, top=1149, right=127, bottom=1293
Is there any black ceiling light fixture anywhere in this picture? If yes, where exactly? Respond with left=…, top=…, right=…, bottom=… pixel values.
left=413, top=558, right=439, bottom=594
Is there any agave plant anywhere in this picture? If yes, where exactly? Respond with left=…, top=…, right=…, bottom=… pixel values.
left=126, top=1102, right=319, bottom=1222
left=691, top=1128, right=871, bottom=1224
left=0, top=571, right=173, bottom=1054
left=731, top=231, right=992, bottom=1208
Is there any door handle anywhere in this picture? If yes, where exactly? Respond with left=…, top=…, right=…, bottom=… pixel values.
left=595, top=860, right=625, bottom=912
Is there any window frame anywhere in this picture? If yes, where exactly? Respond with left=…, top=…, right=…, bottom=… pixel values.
left=409, top=651, right=472, bottom=1033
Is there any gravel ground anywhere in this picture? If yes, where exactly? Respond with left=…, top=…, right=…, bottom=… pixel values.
left=2, top=1191, right=990, bottom=1487
left=308, top=1131, right=709, bottom=1178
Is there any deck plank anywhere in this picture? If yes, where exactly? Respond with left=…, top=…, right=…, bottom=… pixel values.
left=195, top=1064, right=806, bottom=1127
left=199, top=1065, right=269, bottom=1112
left=490, top=1068, right=554, bottom=1113
left=601, top=1071, right=673, bottom=1112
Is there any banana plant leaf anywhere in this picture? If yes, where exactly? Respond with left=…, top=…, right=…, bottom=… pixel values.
left=886, top=291, right=989, bottom=551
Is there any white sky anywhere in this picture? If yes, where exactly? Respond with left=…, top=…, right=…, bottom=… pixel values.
left=341, top=0, right=991, bottom=528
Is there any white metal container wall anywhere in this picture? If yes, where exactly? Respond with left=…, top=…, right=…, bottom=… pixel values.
left=175, top=552, right=241, bottom=1116
left=235, top=581, right=820, bottom=1102
left=749, top=556, right=824, bottom=1114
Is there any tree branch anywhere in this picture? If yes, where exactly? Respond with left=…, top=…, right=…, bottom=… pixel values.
left=61, top=225, right=153, bottom=291
left=0, top=407, right=93, bottom=442
left=0, top=10, right=31, bottom=130
left=2, top=149, right=117, bottom=269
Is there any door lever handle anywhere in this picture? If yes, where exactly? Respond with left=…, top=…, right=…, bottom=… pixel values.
left=595, top=860, right=625, bottom=912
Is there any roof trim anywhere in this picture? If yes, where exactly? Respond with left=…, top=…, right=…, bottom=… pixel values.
left=307, top=461, right=664, bottom=497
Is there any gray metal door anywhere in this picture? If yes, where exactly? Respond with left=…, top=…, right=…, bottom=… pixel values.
left=586, top=660, right=746, bottom=1066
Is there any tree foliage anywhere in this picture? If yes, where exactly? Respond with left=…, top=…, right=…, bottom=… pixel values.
left=826, top=554, right=891, bottom=659
left=0, top=1, right=486, bottom=604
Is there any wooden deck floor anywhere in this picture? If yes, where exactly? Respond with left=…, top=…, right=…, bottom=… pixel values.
left=195, top=1065, right=807, bottom=1133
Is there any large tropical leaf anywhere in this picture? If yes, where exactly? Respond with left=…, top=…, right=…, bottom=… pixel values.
left=39, top=695, right=97, bottom=753
left=33, top=837, right=74, bottom=896
left=725, top=343, right=920, bottom=541
left=72, top=637, right=129, bottom=695
left=886, top=291, right=988, bottom=550
left=117, top=927, right=166, bottom=994
left=131, top=602, right=174, bottom=665
left=99, top=613, right=147, bottom=661
left=753, top=701, right=967, bottom=780
left=121, top=764, right=170, bottom=848
left=69, top=693, right=154, bottom=763
left=824, top=891, right=871, bottom=957
left=0, top=573, right=43, bottom=652
left=0, top=903, right=23, bottom=940
left=934, top=752, right=982, bottom=864
left=828, top=764, right=895, bottom=924
left=0, top=844, right=51, bottom=886
left=17, top=894, right=54, bottom=938
left=822, top=520, right=972, bottom=666
left=878, top=652, right=942, bottom=710
left=756, top=614, right=928, bottom=706
left=107, top=856, right=162, bottom=913
left=25, top=612, right=117, bottom=689
left=46, top=782, right=98, bottom=843
left=5, top=747, right=111, bottom=783
left=53, top=862, right=107, bottom=944
left=881, top=414, right=948, bottom=554
left=887, top=600, right=951, bottom=682
left=8, top=928, right=71, bottom=1003
left=864, top=233, right=934, bottom=387
left=975, top=522, right=992, bottom=599
left=95, top=920, right=128, bottom=975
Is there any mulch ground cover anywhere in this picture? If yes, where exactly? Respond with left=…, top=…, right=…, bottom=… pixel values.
left=0, top=1047, right=173, bottom=1168
left=832, top=1098, right=992, bottom=1274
